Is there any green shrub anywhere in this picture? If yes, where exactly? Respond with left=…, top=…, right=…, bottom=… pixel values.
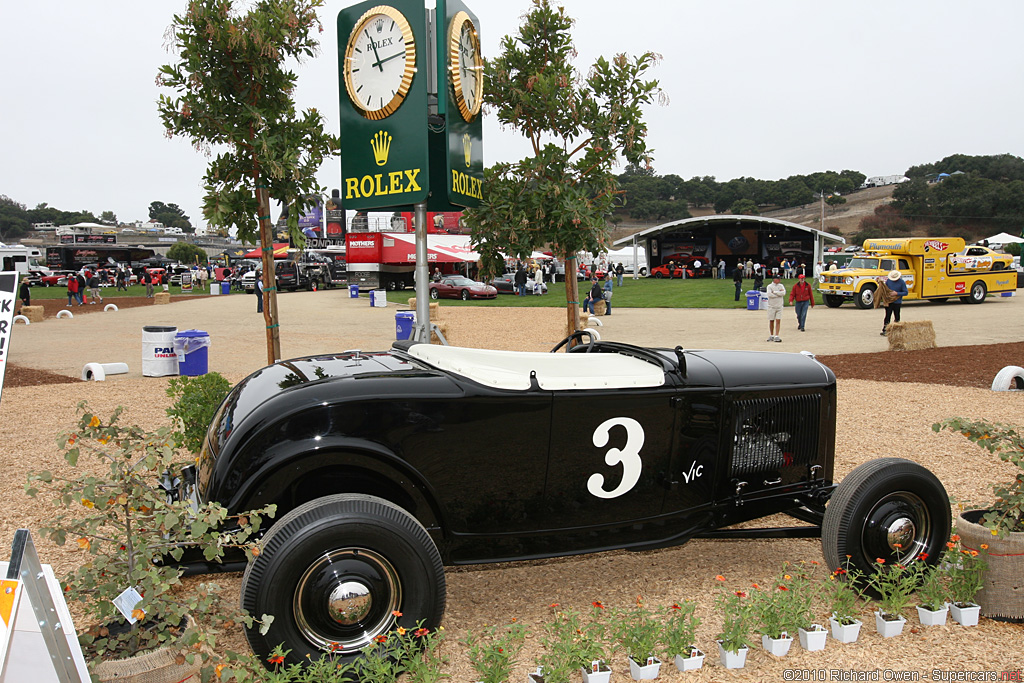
left=165, top=372, right=231, bottom=453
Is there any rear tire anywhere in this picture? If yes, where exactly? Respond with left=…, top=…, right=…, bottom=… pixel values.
left=241, top=494, right=445, bottom=668
left=429, top=288, right=439, bottom=300
left=965, top=280, right=987, bottom=304
left=822, top=458, right=950, bottom=596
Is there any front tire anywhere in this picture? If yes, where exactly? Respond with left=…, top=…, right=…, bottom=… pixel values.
left=653, top=272, right=664, bottom=279
left=241, top=494, right=445, bottom=668
left=822, top=458, right=950, bottom=594
left=854, top=283, right=876, bottom=309
left=460, top=289, right=470, bottom=301
left=823, top=294, right=844, bottom=308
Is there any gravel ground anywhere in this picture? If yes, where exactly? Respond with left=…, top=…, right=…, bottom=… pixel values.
left=2, top=292, right=1021, bottom=676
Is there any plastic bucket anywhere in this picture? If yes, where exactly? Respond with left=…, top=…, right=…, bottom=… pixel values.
left=759, top=293, right=769, bottom=310
left=142, top=326, right=178, bottom=377
left=209, top=281, right=219, bottom=296
left=221, top=280, right=231, bottom=295
left=175, top=329, right=210, bottom=376
left=746, top=291, right=760, bottom=311
left=395, top=311, right=415, bottom=340
left=370, top=290, right=387, bottom=307
left=349, top=284, right=360, bottom=298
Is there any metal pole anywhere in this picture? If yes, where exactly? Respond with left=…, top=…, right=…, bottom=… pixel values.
left=632, top=235, right=639, bottom=280
left=413, top=202, right=430, bottom=342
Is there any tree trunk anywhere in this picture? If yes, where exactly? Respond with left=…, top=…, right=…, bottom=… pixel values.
left=564, top=255, right=582, bottom=340
left=256, top=187, right=282, bottom=365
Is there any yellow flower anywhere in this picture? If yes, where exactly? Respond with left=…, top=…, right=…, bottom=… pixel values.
left=397, top=627, right=407, bottom=635
left=980, top=544, right=989, bottom=550
left=215, top=663, right=226, bottom=679
left=991, top=529, right=999, bottom=536
left=76, top=537, right=91, bottom=550
left=97, top=436, right=110, bottom=445
left=80, top=498, right=94, bottom=509
left=88, top=416, right=101, bottom=428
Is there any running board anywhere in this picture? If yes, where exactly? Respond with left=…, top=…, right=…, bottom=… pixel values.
left=696, top=525, right=821, bottom=539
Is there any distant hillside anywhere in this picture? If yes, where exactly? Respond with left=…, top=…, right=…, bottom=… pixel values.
left=763, top=184, right=895, bottom=238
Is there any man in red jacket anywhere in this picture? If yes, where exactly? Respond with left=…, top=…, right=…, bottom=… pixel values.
left=789, top=274, right=815, bottom=332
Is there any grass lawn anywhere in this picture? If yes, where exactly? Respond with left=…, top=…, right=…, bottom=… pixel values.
left=386, top=276, right=799, bottom=309
left=30, top=284, right=218, bottom=299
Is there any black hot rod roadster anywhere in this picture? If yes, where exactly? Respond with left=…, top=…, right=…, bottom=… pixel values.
left=190, top=332, right=950, bottom=665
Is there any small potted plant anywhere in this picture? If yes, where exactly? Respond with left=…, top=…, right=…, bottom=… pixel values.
left=914, top=555, right=949, bottom=626
left=611, top=597, right=662, bottom=680
left=464, top=621, right=527, bottom=683
left=865, top=545, right=918, bottom=638
left=537, top=604, right=609, bottom=683
left=943, top=535, right=989, bottom=626
left=25, top=403, right=275, bottom=682
left=825, top=560, right=864, bottom=644
left=935, top=418, right=1023, bottom=620
left=659, top=601, right=703, bottom=673
left=714, top=576, right=755, bottom=670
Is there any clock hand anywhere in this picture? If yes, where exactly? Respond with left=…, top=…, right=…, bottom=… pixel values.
left=364, top=29, right=384, bottom=72
left=371, top=50, right=404, bottom=70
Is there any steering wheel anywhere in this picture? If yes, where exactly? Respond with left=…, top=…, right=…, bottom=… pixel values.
left=550, top=329, right=597, bottom=353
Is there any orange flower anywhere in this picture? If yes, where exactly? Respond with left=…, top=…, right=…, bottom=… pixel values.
left=374, top=635, right=388, bottom=643
left=670, top=603, right=681, bottom=610
left=267, top=654, right=285, bottom=665
left=778, top=585, right=789, bottom=591
left=980, top=544, right=989, bottom=550
left=76, top=537, right=91, bottom=550
left=950, top=534, right=961, bottom=542
left=88, top=416, right=101, bottom=428
left=97, top=436, right=110, bottom=445
left=549, top=602, right=560, bottom=608
left=876, top=558, right=885, bottom=564
left=734, top=591, right=747, bottom=598
left=783, top=574, right=792, bottom=580
left=391, top=610, right=403, bottom=617
left=251, top=546, right=260, bottom=557
left=329, top=642, right=344, bottom=652
left=969, top=550, right=979, bottom=557
left=592, top=601, right=605, bottom=610
left=946, top=541, right=956, bottom=549
left=810, top=560, right=819, bottom=565
left=80, top=498, right=94, bottom=509
left=919, top=553, right=929, bottom=560
left=68, top=434, right=77, bottom=445
left=131, top=608, right=146, bottom=621
left=414, top=628, right=429, bottom=637
left=397, top=626, right=407, bottom=635
left=215, top=663, right=226, bottom=678
left=715, top=575, right=725, bottom=582
left=751, top=583, right=760, bottom=590
left=892, top=543, right=902, bottom=549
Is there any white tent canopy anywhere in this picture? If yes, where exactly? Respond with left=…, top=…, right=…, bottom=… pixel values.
left=984, top=232, right=1024, bottom=245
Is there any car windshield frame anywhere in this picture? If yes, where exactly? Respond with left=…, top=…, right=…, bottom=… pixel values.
left=444, top=276, right=477, bottom=286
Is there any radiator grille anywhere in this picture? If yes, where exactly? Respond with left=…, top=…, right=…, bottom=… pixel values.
left=730, top=394, right=821, bottom=476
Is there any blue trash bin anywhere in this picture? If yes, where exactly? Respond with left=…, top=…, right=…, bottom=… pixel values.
left=175, top=329, right=210, bottom=376
left=395, top=311, right=415, bottom=340
left=746, top=290, right=761, bottom=311
left=221, top=280, right=230, bottom=295
left=349, top=284, right=360, bottom=298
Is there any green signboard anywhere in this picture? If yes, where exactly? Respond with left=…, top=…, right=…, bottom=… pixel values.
left=338, top=0, right=429, bottom=210
left=437, top=0, right=484, bottom=208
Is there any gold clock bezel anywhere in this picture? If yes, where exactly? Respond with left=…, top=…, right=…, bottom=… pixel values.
left=447, top=11, right=483, bottom=122
left=343, top=5, right=417, bottom=121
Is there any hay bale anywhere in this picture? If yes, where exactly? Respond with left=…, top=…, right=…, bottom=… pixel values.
left=887, top=320, right=935, bottom=351
left=430, top=321, right=449, bottom=345
left=153, top=291, right=171, bottom=305
left=20, top=305, right=44, bottom=322
left=593, top=299, right=607, bottom=316
left=405, top=299, right=440, bottom=319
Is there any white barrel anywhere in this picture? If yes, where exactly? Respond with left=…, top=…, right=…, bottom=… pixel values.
left=210, top=281, right=220, bottom=296
left=142, top=326, right=179, bottom=377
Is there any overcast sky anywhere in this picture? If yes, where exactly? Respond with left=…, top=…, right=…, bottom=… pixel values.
left=2, top=1, right=1022, bottom=228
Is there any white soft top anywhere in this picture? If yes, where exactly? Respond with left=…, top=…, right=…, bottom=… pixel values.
left=405, top=344, right=665, bottom=391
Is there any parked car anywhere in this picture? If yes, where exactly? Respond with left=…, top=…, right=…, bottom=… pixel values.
left=429, top=275, right=497, bottom=300
left=40, top=270, right=73, bottom=287
left=181, top=333, right=951, bottom=667
left=489, top=273, right=547, bottom=295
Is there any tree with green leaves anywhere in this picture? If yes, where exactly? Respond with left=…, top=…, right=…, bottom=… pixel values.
left=157, top=0, right=339, bottom=364
left=148, top=201, right=192, bottom=232
left=166, top=242, right=209, bottom=265
left=463, top=0, right=663, bottom=337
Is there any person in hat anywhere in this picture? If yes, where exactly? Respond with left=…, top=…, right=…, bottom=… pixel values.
left=17, top=277, right=30, bottom=313
left=765, top=274, right=786, bottom=342
left=879, top=269, right=908, bottom=336
left=788, top=273, right=816, bottom=332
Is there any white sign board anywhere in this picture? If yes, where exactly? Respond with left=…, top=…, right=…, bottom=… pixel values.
left=0, top=272, right=17, bottom=406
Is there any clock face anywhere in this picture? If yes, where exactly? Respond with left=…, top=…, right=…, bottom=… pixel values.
left=344, top=6, right=417, bottom=121
left=448, top=11, right=482, bottom=122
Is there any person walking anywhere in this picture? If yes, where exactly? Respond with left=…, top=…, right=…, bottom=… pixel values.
left=718, top=259, right=726, bottom=279
left=877, top=270, right=908, bottom=336
left=514, top=265, right=527, bottom=296
left=77, top=272, right=88, bottom=304
left=533, top=265, right=544, bottom=294
left=87, top=272, right=103, bottom=304
left=732, top=264, right=744, bottom=302
left=744, top=258, right=754, bottom=278
left=788, top=273, right=815, bottom=331
left=602, top=274, right=613, bottom=315
left=17, top=277, right=30, bottom=314
left=255, top=270, right=264, bottom=313
left=765, top=274, right=786, bottom=342
left=66, top=272, right=80, bottom=306
left=116, top=267, right=127, bottom=291
left=615, top=262, right=625, bottom=287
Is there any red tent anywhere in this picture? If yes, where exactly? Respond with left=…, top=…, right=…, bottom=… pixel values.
left=242, top=243, right=290, bottom=259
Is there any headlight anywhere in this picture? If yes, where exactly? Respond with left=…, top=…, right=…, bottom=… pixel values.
left=818, top=275, right=826, bottom=283
left=844, top=277, right=854, bottom=285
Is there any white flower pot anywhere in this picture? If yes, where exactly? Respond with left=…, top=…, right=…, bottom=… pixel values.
left=761, top=632, right=793, bottom=656
left=581, top=661, right=611, bottom=683
left=950, top=602, right=981, bottom=626
left=828, top=615, right=862, bottom=644
left=916, top=604, right=949, bottom=626
left=628, top=656, right=661, bottom=680
left=717, top=641, right=748, bottom=669
left=798, top=624, right=827, bottom=651
left=874, top=611, right=906, bottom=638
left=528, top=667, right=545, bottom=683
left=673, top=648, right=705, bottom=672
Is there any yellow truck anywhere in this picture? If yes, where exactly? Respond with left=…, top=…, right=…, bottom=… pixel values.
left=818, top=237, right=1016, bottom=308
